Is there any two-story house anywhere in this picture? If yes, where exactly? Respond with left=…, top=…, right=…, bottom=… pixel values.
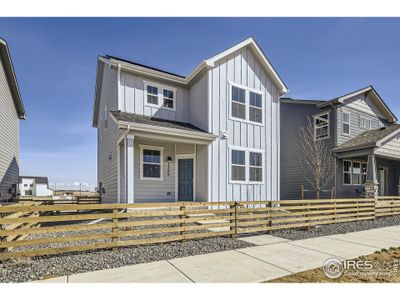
left=92, top=37, right=287, bottom=203
left=0, top=38, right=26, bottom=202
left=281, top=86, right=399, bottom=199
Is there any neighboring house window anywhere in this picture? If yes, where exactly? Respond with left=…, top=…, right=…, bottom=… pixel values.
left=30, top=184, right=33, bottom=188
left=147, top=85, right=159, bottom=105
left=343, top=160, right=366, bottom=185
left=25, top=190, right=33, bottom=196
left=343, top=160, right=352, bottom=185
left=140, top=145, right=164, bottom=180
left=359, top=116, right=371, bottom=130
left=230, top=148, right=263, bottom=183
left=314, top=112, right=330, bottom=140
left=249, top=92, right=262, bottom=123
left=249, top=152, right=263, bottom=182
left=230, top=83, right=263, bottom=125
left=24, top=184, right=27, bottom=187
left=343, top=112, right=350, bottom=135
left=231, top=86, right=246, bottom=120
left=231, top=149, right=246, bottom=181
left=145, top=81, right=176, bottom=111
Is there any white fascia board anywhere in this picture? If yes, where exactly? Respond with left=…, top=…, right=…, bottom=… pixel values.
left=337, top=86, right=373, bottom=102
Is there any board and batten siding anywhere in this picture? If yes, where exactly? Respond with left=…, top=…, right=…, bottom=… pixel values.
left=336, top=93, right=388, bottom=146
left=97, top=65, right=125, bottom=203
left=0, top=56, right=19, bottom=201
left=280, top=102, right=336, bottom=200
left=206, top=45, right=280, bottom=202
left=119, top=71, right=190, bottom=123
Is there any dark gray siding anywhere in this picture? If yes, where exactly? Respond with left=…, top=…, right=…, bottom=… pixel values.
left=280, top=102, right=335, bottom=200
left=0, top=56, right=19, bottom=201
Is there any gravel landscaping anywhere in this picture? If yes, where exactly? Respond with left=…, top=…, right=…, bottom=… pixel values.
left=271, top=215, right=400, bottom=240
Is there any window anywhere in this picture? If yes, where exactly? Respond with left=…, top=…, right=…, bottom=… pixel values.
left=359, top=116, right=371, bottom=130
left=249, top=152, right=263, bottom=182
left=24, top=184, right=27, bottom=187
left=352, top=162, right=361, bottom=185
left=145, top=81, right=176, bottom=111
left=25, top=190, right=33, bottom=196
left=230, top=83, right=264, bottom=124
left=231, top=86, right=246, bottom=120
left=230, top=148, right=263, bottom=183
left=249, top=92, right=262, bottom=123
left=343, top=112, right=350, bottom=135
left=146, top=85, right=158, bottom=105
left=30, top=184, right=33, bottom=188
left=314, top=112, right=330, bottom=140
left=162, top=89, right=174, bottom=109
left=343, top=160, right=352, bottom=185
left=231, top=149, right=246, bottom=181
left=140, top=145, right=164, bottom=180
left=362, top=163, right=367, bottom=184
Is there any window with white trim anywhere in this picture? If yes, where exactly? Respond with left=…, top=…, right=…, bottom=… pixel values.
left=342, top=112, right=350, bottom=135
left=314, top=112, right=330, bottom=140
left=140, top=145, right=164, bottom=180
left=145, top=81, right=176, bottom=111
left=230, top=148, right=263, bottom=183
left=231, top=149, right=246, bottom=181
left=361, top=163, right=367, bottom=184
left=343, top=160, right=367, bottom=185
left=352, top=162, right=361, bottom=185
left=343, top=160, right=352, bottom=185
left=359, top=116, right=371, bottom=130
left=230, top=84, right=263, bottom=124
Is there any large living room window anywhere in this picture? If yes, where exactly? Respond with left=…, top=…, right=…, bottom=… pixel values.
left=140, top=145, right=164, bottom=181
left=230, top=148, right=263, bottom=183
left=343, top=160, right=366, bottom=185
left=314, top=112, right=330, bottom=140
left=230, top=83, right=263, bottom=125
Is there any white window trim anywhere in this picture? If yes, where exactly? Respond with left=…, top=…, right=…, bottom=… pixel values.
left=359, top=115, right=371, bottom=130
left=144, top=80, right=177, bottom=112
left=342, top=111, right=351, bottom=136
left=313, top=111, right=330, bottom=141
left=343, top=159, right=366, bottom=186
left=228, top=81, right=264, bottom=126
left=229, top=146, right=265, bottom=184
left=139, top=144, right=164, bottom=181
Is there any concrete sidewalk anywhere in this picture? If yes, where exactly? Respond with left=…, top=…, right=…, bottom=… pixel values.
left=41, top=225, right=400, bottom=283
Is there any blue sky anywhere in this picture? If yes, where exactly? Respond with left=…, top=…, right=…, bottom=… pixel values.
left=1, top=18, right=399, bottom=190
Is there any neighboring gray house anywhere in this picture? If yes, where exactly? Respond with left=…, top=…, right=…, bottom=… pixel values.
left=93, top=37, right=287, bottom=203
left=0, top=38, right=25, bottom=202
left=281, top=86, right=399, bottom=199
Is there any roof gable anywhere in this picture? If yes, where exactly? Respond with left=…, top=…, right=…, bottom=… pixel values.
left=0, top=38, right=25, bottom=119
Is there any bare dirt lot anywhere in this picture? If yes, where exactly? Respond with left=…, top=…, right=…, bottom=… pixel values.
left=269, top=247, right=400, bottom=283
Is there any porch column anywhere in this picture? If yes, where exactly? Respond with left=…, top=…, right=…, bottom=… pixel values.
left=365, top=154, right=379, bottom=198
left=126, top=134, right=135, bottom=204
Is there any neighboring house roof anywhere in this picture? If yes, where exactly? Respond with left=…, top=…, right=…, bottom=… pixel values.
left=0, top=38, right=26, bottom=119
left=280, top=98, right=325, bottom=105
left=333, top=124, right=400, bottom=153
left=317, top=86, right=397, bottom=123
left=110, top=111, right=217, bottom=141
left=19, top=176, right=49, bottom=185
left=93, top=37, right=288, bottom=127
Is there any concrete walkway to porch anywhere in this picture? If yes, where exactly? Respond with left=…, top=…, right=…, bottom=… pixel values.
left=41, top=225, right=400, bottom=283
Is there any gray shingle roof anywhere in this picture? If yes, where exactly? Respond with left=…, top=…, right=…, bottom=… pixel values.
left=19, top=176, right=49, bottom=184
left=110, top=111, right=210, bottom=134
left=333, top=124, right=400, bottom=153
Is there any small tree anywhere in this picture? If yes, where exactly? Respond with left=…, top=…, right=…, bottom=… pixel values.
left=298, top=116, right=334, bottom=199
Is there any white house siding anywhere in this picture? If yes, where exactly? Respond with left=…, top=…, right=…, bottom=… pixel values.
left=188, top=72, right=209, bottom=130
left=119, top=71, right=190, bottom=123
left=207, top=45, right=280, bottom=202
left=98, top=65, right=125, bottom=203
left=376, top=133, right=400, bottom=160
left=0, top=57, right=19, bottom=201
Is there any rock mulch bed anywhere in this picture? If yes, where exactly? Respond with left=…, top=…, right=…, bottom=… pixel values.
left=271, top=215, right=400, bottom=241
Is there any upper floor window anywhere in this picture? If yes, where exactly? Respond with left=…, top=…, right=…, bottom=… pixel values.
left=314, top=112, right=330, bottom=140
left=144, top=81, right=176, bottom=111
left=230, top=147, right=263, bottom=183
left=359, top=116, right=371, bottom=130
left=342, top=112, right=350, bottom=135
left=230, top=83, right=263, bottom=125
left=140, top=145, right=164, bottom=181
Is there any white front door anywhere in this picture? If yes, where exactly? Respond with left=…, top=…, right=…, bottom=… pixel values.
left=378, top=168, right=387, bottom=196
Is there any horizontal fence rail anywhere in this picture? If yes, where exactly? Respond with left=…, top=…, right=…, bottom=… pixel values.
left=0, top=197, right=399, bottom=260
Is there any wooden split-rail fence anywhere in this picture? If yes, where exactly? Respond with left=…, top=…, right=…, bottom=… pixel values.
left=0, top=197, right=399, bottom=260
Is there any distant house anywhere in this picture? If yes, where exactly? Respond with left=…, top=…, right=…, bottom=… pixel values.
left=281, top=86, right=399, bottom=199
left=92, top=37, right=287, bottom=203
left=0, top=38, right=26, bottom=202
left=19, top=176, right=53, bottom=197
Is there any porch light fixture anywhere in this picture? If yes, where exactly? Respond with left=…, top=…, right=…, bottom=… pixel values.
left=167, top=156, right=173, bottom=176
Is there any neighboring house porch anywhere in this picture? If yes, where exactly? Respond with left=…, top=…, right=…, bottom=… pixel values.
left=333, top=124, right=400, bottom=198
left=111, top=111, right=217, bottom=203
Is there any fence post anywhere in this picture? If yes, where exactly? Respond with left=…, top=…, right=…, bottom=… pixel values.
left=373, top=197, right=377, bottom=221
left=267, top=201, right=273, bottom=234
left=112, top=208, right=119, bottom=251
left=305, top=202, right=310, bottom=230
left=334, top=199, right=337, bottom=224
left=229, top=203, right=236, bottom=238
left=180, top=204, right=186, bottom=241
left=300, top=185, right=304, bottom=200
